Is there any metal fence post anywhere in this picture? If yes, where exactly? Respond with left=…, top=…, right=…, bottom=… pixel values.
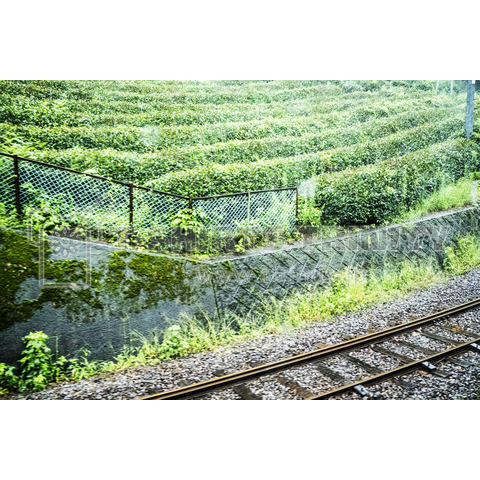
left=13, top=154, right=21, bottom=216
left=188, top=197, right=192, bottom=210
left=466, top=80, right=476, bottom=139
left=295, top=186, right=299, bottom=226
left=247, top=191, right=250, bottom=227
left=129, top=183, right=134, bottom=228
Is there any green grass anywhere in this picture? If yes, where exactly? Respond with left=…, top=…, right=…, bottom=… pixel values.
left=444, top=233, right=480, bottom=274
left=394, top=177, right=473, bottom=223
left=81, top=232, right=480, bottom=367
left=4, top=229, right=480, bottom=396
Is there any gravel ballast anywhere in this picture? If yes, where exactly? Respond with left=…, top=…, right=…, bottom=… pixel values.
left=4, top=269, right=480, bottom=400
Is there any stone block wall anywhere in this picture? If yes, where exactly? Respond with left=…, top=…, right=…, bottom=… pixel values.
left=205, top=207, right=480, bottom=317
left=1, top=206, right=478, bottom=363
left=0, top=229, right=214, bottom=364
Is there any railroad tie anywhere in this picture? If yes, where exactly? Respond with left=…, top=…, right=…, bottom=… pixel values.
left=439, top=325, right=480, bottom=339
left=314, top=362, right=352, bottom=386
left=178, top=379, right=195, bottom=387
left=214, top=368, right=262, bottom=400
left=469, top=343, right=480, bottom=354
left=371, top=345, right=449, bottom=378
left=419, top=331, right=462, bottom=346
left=342, top=354, right=415, bottom=390
left=396, top=340, right=471, bottom=368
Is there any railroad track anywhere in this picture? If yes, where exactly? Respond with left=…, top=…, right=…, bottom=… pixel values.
left=138, top=298, right=480, bottom=400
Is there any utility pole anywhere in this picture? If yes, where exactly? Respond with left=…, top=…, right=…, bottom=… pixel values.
left=451, top=80, right=454, bottom=95
left=466, top=80, right=476, bottom=139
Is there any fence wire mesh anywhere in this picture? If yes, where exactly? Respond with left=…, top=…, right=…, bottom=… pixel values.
left=0, top=156, right=15, bottom=214
left=18, top=161, right=131, bottom=230
left=193, top=189, right=296, bottom=236
left=133, top=188, right=189, bottom=233
left=249, top=189, right=296, bottom=233
left=192, top=194, right=248, bottom=234
left=1, top=154, right=297, bottom=238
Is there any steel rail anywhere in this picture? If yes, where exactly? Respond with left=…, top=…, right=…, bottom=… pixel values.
left=307, top=338, right=480, bottom=400
left=138, top=297, right=480, bottom=400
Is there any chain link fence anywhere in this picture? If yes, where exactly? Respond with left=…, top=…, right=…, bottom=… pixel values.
left=0, top=155, right=15, bottom=213
left=132, top=187, right=189, bottom=232
left=0, top=152, right=298, bottom=237
left=192, top=187, right=297, bottom=237
left=19, top=159, right=132, bottom=230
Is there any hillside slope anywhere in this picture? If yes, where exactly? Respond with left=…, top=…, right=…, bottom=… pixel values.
left=0, top=80, right=470, bottom=197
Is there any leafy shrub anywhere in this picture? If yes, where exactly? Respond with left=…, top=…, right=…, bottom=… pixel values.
left=314, top=138, right=480, bottom=225
left=17, top=331, right=74, bottom=392
left=297, top=196, right=324, bottom=226
left=156, top=325, right=190, bottom=360
left=147, top=117, right=464, bottom=196
left=0, top=363, right=19, bottom=394
left=170, top=207, right=209, bottom=234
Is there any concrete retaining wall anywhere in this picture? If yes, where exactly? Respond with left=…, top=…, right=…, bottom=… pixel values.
left=1, top=206, right=478, bottom=364
left=204, top=206, right=480, bottom=316
left=0, top=230, right=215, bottom=364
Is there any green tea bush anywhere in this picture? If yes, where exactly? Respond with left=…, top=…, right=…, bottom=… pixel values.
left=96, top=84, right=329, bottom=104
left=2, top=92, right=458, bottom=134
left=136, top=106, right=460, bottom=168
left=23, top=106, right=462, bottom=182
left=5, top=103, right=461, bottom=180
left=0, top=90, right=442, bottom=129
left=0, top=123, right=148, bottom=152
left=0, top=80, right=445, bottom=105
left=1, top=82, right=454, bottom=128
left=0, top=81, right=68, bottom=100
left=147, top=117, right=464, bottom=196
left=60, top=82, right=415, bottom=106
left=0, top=80, right=94, bottom=101
left=0, top=95, right=74, bottom=127
left=314, top=139, right=480, bottom=225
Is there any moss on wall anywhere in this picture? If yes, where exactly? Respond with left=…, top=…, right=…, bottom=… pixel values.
left=99, top=250, right=194, bottom=308
left=0, top=229, right=197, bottom=332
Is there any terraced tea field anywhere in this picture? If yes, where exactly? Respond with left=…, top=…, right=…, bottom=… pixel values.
left=0, top=80, right=478, bottom=226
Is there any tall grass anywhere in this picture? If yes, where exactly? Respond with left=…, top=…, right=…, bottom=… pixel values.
left=444, top=233, right=480, bottom=275
left=4, top=230, right=480, bottom=395
left=97, top=232, right=480, bottom=374
left=394, top=177, right=473, bottom=223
